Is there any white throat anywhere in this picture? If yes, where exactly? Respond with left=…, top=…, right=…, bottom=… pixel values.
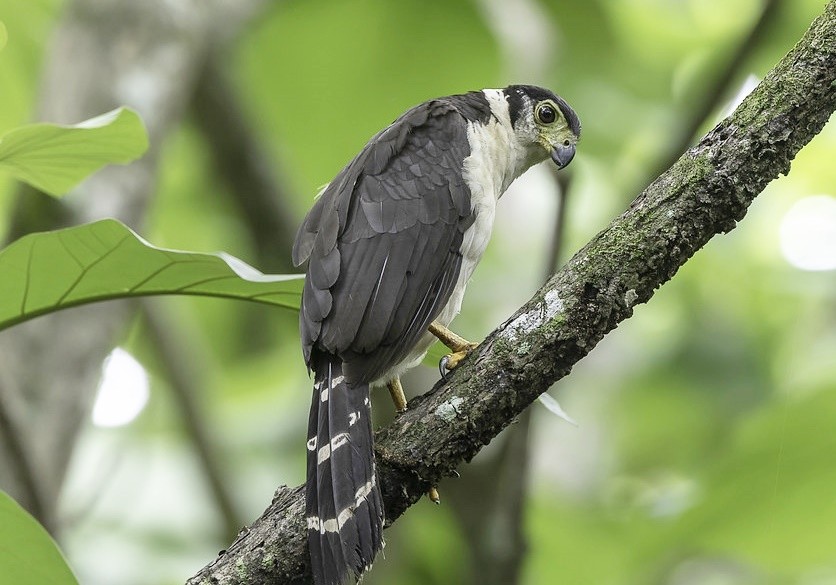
left=432, top=89, right=538, bottom=328
left=462, top=88, right=533, bottom=197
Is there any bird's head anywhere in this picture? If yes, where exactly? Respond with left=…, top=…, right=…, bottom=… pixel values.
left=504, top=85, right=581, bottom=170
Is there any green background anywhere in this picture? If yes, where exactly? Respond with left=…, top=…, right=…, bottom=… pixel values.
left=0, top=1, right=834, bottom=584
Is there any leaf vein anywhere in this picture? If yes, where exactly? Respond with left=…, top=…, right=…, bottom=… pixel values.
left=56, top=233, right=131, bottom=305
left=174, top=275, right=239, bottom=291
left=128, top=261, right=177, bottom=292
left=20, top=239, right=35, bottom=316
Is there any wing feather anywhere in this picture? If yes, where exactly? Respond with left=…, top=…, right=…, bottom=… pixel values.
left=295, top=98, right=475, bottom=382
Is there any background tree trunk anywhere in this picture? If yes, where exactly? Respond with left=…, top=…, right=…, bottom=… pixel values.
left=0, top=0, right=267, bottom=536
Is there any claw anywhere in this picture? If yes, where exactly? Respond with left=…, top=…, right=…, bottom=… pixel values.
left=439, top=355, right=451, bottom=380
left=438, top=344, right=477, bottom=380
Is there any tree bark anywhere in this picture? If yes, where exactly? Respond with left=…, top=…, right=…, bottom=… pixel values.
left=187, top=2, right=836, bottom=583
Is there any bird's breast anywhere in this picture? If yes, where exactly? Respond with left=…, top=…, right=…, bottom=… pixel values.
left=435, top=123, right=507, bottom=326
left=433, top=201, right=494, bottom=328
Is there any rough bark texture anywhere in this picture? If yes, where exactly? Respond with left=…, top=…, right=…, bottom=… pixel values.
left=187, top=3, right=836, bottom=583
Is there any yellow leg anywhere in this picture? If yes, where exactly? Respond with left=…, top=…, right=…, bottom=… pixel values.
left=428, top=321, right=478, bottom=371
left=428, top=321, right=475, bottom=352
left=386, top=377, right=407, bottom=414
left=388, top=374, right=441, bottom=504
left=423, top=322, right=473, bottom=504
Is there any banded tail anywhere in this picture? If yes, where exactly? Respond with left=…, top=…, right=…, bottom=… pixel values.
left=306, top=354, right=384, bottom=585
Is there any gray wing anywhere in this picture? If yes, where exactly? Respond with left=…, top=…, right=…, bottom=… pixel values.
left=293, top=100, right=474, bottom=383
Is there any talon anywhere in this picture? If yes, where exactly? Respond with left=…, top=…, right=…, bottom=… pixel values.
left=439, top=355, right=451, bottom=380
left=428, top=486, right=441, bottom=504
left=438, top=343, right=478, bottom=380
left=444, top=347, right=475, bottom=370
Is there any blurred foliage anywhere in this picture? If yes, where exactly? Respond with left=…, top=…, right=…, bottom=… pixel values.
left=1, top=1, right=834, bottom=585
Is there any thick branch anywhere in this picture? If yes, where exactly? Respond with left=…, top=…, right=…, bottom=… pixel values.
left=644, top=0, right=783, bottom=185
left=187, top=3, right=836, bottom=583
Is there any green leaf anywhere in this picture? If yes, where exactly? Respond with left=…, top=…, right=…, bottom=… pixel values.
left=0, top=219, right=303, bottom=331
left=0, top=107, right=149, bottom=196
left=0, top=21, right=7, bottom=52
left=0, top=490, right=79, bottom=585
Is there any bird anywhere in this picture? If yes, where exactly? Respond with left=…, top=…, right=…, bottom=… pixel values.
left=292, top=84, right=580, bottom=585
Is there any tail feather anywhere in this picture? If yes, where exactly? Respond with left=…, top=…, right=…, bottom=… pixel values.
left=306, top=355, right=384, bottom=585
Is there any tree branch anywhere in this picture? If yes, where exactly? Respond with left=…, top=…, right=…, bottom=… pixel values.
left=140, top=303, right=246, bottom=541
left=643, top=0, right=783, bottom=187
left=187, top=3, right=836, bottom=582
left=191, top=55, right=300, bottom=274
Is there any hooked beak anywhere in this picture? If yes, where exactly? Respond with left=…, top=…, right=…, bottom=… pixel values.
left=550, top=142, right=576, bottom=169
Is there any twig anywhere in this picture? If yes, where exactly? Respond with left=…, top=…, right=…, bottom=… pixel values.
left=141, top=302, right=245, bottom=540
left=0, top=385, right=50, bottom=531
left=543, top=169, right=573, bottom=277
left=191, top=56, right=299, bottom=274
left=642, top=0, right=782, bottom=188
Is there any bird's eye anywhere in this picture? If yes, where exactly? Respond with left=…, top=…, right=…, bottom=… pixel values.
left=536, top=102, right=557, bottom=125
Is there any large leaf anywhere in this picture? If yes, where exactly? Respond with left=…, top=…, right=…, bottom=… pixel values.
left=0, top=107, right=148, bottom=196
left=0, top=21, right=7, bottom=52
left=0, top=219, right=303, bottom=331
left=0, top=490, right=79, bottom=585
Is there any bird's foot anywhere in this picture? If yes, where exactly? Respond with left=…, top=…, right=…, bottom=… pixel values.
left=438, top=343, right=479, bottom=380
left=429, top=321, right=478, bottom=379
left=428, top=321, right=475, bottom=353
left=427, top=486, right=441, bottom=505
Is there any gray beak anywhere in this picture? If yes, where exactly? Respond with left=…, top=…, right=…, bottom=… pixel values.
left=550, top=143, right=576, bottom=169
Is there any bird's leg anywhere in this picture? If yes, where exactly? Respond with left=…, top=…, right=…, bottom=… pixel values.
left=428, top=321, right=478, bottom=373
left=385, top=376, right=441, bottom=504
left=418, top=321, right=475, bottom=505
left=386, top=377, right=408, bottom=414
